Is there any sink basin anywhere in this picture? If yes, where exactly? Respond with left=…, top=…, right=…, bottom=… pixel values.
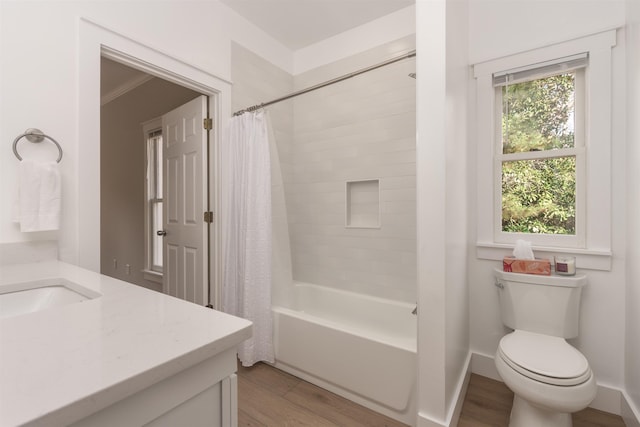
left=0, top=278, right=101, bottom=319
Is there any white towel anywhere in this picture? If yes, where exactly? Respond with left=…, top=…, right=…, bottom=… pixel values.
left=13, top=160, right=61, bottom=232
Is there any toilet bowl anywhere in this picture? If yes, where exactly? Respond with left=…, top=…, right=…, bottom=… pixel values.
left=495, top=331, right=597, bottom=427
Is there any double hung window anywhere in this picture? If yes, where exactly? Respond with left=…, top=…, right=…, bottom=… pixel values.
left=143, top=119, right=164, bottom=280
left=495, top=54, right=586, bottom=245
left=473, top=30, right=616, bottom=269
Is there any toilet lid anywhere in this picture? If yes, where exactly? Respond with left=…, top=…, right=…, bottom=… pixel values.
left=499, top=330, right=591, bottom=386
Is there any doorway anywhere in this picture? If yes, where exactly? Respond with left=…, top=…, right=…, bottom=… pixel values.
left=100, top=57, right=212, bottom=306
left=78, top=21, right=231, bottom=309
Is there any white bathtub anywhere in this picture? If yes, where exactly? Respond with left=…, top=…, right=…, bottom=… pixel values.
left=272, top=282, right=417, bottom=425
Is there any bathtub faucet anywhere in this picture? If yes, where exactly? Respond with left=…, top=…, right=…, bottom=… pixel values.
left=412, top=304, right=417, bottom=315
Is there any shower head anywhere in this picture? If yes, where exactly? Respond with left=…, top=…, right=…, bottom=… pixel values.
left=409, top=73, right=416, bottom=79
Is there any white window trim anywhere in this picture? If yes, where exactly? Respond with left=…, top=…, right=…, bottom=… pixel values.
left=142, top=117, right=163, bottom=283
left=473, top=29, right=617, bottom=271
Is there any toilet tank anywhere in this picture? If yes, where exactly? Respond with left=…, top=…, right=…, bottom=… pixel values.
left=494, top=268, right=587, bottom=338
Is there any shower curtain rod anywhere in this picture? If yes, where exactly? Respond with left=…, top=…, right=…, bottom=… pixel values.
left=233, top=49, right=416, bottom=116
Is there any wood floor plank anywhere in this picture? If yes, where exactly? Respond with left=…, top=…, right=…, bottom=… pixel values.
left=238, top=374, right=341, bottom=426
left=573, top=407, right=627, bottom=427
left=459, top=374, right=513, bottom=426
left=238, top=409, right=268, bottom=427
left=457, top=414, right=495, bottom=427
left=284, top=380, right=409, bottom=427
left=238, top=362, right=301, bottom=397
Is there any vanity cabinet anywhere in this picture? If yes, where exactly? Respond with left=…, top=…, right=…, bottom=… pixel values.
left=70, top=348, right=238, bottom=427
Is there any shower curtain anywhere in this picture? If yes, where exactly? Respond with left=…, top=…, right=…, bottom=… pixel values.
left=221, top=110, right=274, bottom=367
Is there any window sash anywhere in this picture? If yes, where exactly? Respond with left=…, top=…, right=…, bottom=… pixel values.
left=150, top=199, right=163, bottom=272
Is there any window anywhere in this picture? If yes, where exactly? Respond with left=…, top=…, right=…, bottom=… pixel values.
left=143, top=119, right=163, bottom=281
left=473, top=30, right=616, bottom=270
left=496, top=55, right=586, bottom=242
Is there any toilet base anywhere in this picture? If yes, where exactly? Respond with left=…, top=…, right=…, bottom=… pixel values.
left=510, top=396, right=572, bottom=427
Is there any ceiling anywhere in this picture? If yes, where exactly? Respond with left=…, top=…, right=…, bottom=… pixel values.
left=101, top=58, right=152, bottom=104
left=220, top=0, right=414, bottom=50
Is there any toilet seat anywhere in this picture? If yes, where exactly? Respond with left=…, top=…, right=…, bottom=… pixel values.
left=499, top=330, right=591, bottom=386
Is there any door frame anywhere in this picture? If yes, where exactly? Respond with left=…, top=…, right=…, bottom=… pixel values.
left=79, top=18, right=229, bottom=308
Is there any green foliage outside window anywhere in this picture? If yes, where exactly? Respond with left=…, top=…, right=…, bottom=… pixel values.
left=501, top=73, right=576, bottom=235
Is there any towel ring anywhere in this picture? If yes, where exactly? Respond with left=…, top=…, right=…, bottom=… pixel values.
left=13, top=128, right=63, bottom=163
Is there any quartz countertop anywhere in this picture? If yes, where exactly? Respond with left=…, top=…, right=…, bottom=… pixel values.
left=0, top=261, right=252, bottom=427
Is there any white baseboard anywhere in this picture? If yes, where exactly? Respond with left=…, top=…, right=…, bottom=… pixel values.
left=623, top=390, right=640, bottom=427
left=448, top=353, right=472, bottom=427
left=470, top=352, right=632, bottom=418
left=470, top=351, right=501, bottom=381
left=417, top=352, right=472, bottom=427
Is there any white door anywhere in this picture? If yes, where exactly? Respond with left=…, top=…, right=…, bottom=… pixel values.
left=162, top=95, right=209, bottom=305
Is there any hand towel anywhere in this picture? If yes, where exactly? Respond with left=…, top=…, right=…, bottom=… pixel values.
left=13, top=159, right=61, bottom=232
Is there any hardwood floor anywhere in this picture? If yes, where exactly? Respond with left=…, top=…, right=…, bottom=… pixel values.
left=237, top=362, right=407, bottom=426
left=238, top=362, right=626, bottom=427
left=458, top=374, right=626, bottom=427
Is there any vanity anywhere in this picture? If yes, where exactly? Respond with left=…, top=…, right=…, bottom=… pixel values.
left=0, top=260, right=252, bottom=427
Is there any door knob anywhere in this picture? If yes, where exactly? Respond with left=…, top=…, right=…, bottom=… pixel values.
left=157, top=230, right=167, bottom=236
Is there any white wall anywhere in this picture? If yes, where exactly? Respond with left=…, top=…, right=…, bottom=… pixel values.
left=0, top=0, right=290, bottom=266
left=625, top=0, right=640, bottom=423
left=467, top=0, right=627, bottom=407
left=416, top=0, right=470, bottom=425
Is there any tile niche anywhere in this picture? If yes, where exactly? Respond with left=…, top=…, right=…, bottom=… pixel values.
left=346, top=179, right=380, bottom=228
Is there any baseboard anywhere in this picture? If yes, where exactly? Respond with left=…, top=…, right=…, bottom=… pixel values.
left=417, top=352, right=472, bottom=427
left=622, top=390, right=640, bottom=427
left=447, top=353, right=472, bottom=426
left=470, top=352, right=625, bottom=417
left=470, top=351, right=501, bottom=381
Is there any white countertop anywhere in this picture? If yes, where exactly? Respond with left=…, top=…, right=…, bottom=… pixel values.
left=0, top=261, right=252, bottom=427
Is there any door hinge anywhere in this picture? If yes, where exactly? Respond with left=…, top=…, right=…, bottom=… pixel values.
left=203, top=118, right=213, bottom=130
left=204, top=211, right=214, bottom=223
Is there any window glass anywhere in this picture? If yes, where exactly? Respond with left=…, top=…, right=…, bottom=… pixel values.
left=502, top=157, right=576, bottom=234
left=155, top=135, right=163, bottom=199
left=152, top=201, right=163, bottom=269
left=502, top=73, right=575, bottom=154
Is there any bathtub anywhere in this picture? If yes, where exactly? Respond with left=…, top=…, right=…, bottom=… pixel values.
left=272, top=282, right=417, bottom=425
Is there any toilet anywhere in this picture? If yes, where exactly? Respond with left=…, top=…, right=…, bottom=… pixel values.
left=494, top=268, right=597, bottom=427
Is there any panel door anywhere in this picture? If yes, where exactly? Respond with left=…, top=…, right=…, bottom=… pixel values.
left=162, top=96, right=208, bottom=305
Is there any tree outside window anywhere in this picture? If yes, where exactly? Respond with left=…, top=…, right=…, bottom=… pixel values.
left=500, top=73, right=577, bottom=235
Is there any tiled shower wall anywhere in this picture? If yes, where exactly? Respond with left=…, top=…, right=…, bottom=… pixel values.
left=290, top=37, right=416, bottom=302
left=231, top=36, right=416, bottom=303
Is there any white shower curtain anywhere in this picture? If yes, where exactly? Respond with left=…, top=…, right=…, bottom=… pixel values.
left=221, top=110, right=274, bottom=367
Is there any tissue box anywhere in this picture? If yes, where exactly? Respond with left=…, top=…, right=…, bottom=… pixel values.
left=503, top=257, right=551, bottom=276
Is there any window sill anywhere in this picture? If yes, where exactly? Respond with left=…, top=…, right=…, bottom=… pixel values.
left=476, top=242, right=612, bottom=271
left=142, top=269, right=163, bottom=284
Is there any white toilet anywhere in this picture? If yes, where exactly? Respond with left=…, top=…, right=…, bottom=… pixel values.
left=494, top=268, right=597, bottom=427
